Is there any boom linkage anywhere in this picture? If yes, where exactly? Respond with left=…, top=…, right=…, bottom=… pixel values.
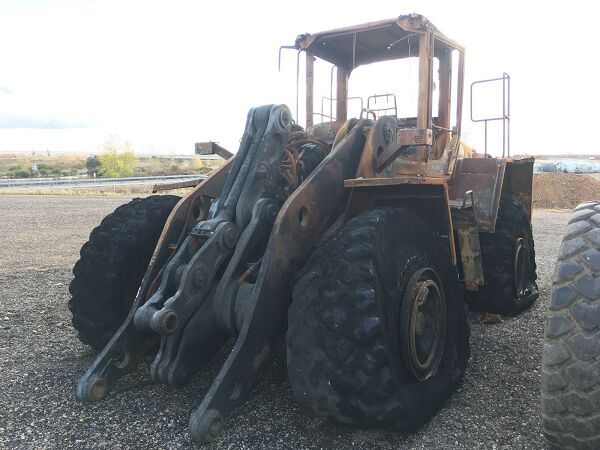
left=76, top=104, right=300, bottom=442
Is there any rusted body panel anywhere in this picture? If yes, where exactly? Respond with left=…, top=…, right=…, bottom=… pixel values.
left=190, top=119, right=369, bottom=424
left=195, top=142, right=234, bottom=160
left=503, top=158, right=534, bottom=221
left=152, top=178, right=204, bottom=193
left=345, top=176, right=457, bottom=265
left=448, top=156, right=534, bottom=233
left=448, top=157, right=506, bottom=233
left=142, top=158, right=234, bottom=302
left=456, top=225, right=484, bottom=291
left=345, top=147, right=532, bottom=291
left=295, top=15, right=463, bottom=70
left=356, top=118, right=433, bottom=179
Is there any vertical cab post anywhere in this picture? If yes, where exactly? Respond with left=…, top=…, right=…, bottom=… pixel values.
left=417, top=29, right=433, bottom=131
left=336, top=66, right=349, bottom=122
left=434, top=48, right=452, bottom=159
left=305, top=52, right=314, bottom=127
left=413, top=29, right=434, bottom=164
left=455, top=49, right=465, bottom=139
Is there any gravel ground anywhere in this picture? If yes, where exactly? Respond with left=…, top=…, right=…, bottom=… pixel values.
left=0, top=195, right=570, bottom=449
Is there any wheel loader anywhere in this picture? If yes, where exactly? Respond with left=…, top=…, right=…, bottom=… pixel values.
left=69, top=14, right=538, bottom=444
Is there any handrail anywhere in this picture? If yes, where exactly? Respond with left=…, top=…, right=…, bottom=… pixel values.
left=470, top=72, right=510, bottom=157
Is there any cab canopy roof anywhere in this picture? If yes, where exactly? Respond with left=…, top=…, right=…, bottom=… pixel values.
left=294, top=14, right=462, bottom=71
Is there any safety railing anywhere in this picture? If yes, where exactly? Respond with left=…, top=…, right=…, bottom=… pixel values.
left=314, top=96, right=364, bottom=123
left=367, top=93, right=398, bottom=118
left=470, top=73, right=510, bottom=157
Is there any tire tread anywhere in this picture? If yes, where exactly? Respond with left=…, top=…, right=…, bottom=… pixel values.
left=542, top=201, right=600, bottom=449
left=287, top=207, right=470, bottom=431
left=68, top=195, right=180, bottom=350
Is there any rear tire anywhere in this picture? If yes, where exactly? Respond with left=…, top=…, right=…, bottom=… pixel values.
left=466, top=199, right=538, bottom=316
left=287, top=207, right=470, bottom=431
left=541, top=201, right=600, bottom=449
left=68, top=195, right=180, bottom=350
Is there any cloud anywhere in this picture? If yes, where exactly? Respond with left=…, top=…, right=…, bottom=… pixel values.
left=0, top=114, right=90, bottom=129
left=0, top=85, right=91, bottom=129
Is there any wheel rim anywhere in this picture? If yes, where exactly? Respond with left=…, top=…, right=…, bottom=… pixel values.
left=400, top=268, right=447, bottom=381
left=514, top=237, right=528, bottom=297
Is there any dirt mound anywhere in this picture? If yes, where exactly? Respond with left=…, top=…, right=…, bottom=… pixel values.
left=533, top=173, right=600, bottom=209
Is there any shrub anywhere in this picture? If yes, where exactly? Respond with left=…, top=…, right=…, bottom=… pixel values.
left=191, top=156, right=205, bottom=170
left=13, top=169, right=30, bottom=178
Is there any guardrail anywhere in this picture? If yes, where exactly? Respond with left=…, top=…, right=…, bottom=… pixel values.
left=0, top=174, right=206, bottom=189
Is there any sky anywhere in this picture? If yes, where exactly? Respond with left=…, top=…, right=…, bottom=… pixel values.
left=0, top=0, right=598, bottom=158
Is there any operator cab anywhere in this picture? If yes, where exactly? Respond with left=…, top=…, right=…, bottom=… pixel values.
left=284, top=13, right=466, bottom=175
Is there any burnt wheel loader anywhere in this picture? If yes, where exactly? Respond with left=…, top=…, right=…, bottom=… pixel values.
left=69, top=14, right=538, bottom=444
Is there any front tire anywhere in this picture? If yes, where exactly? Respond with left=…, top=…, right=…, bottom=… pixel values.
left=286, top=207, right=470, bottom=431
left=541, top=201, right=600, bottom=449
left=68, top=195, right=180, bottom=350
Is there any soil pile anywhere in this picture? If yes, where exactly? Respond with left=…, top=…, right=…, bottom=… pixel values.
left=533, top=173, right=600, bottom=209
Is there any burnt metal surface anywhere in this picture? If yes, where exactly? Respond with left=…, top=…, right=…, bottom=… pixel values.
left=195, top=141, right=234, bottom=160
left=151, top=198, right=281, bottom=388
left=189, top=119, right=368, bottom=443
left=152, top=178, right=205, bottom=193
left=502, top=157, right=534, bottom=221
left=135, top=105, right=295, bottom=394
left=345, top=175, right=444, bottom=187
left=345, top=179, right=457, bottom=265
left=293, top=13, right=464, bottom=137
left=399, top=268, right=446, bottom=381
left=76, top=104, right=294, bottom=403
left=355, top=116, right=433, bottom=179
left=76, top=103, right=366, bottom=444
left=295, top=14, right=463, bottom=70
left=456, top=225, right=485, bottom=291
left=134, top=105, right=293, bottom=337
left=448, top=157, right=506, bottom=233
left=75, top=156, right=234, bottom=402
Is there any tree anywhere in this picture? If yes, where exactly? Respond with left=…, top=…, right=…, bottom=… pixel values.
left=86, top=155, right=101, bottom=175
left=98, top=135, right=138, bottom=178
